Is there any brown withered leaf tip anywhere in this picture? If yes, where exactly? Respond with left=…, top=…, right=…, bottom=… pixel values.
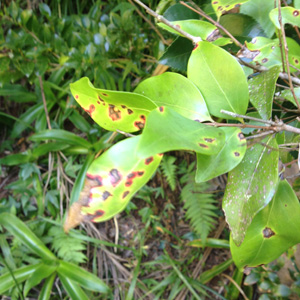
left=64, top=202, right=84, bottom=233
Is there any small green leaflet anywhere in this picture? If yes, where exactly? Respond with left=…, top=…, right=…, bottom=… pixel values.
left=269, top=7, right=300, bottom=29
left=212, top=0, right=250, bottom=19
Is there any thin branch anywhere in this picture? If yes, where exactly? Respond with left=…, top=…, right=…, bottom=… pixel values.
left=132, top=0, right=202, bottom=44
left=278, top=0, right=300, bottom=109
left=180, top=1, right=244, bottom=48
left=38, top=76, right=52, bottom=129
left=128, top=0, right=169, bottom=45
left=222, top=274, right=250, bottom=300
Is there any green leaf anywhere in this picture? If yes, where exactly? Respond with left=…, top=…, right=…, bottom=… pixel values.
left=38, top=273, right=56, bottom=300
left=64, top=136, right=162, bottom=231
left=188, top=238, right=230, bottom=249
left=0, top=84, right=37, bottom=102
left=230, top=180, right=300, bottom=270
left=158, top=20, right=218, bottom=40
left=159, top=37, right=194, bottom=72
left=30, top=129, right=92, bottom=149
left=195, top=127, right=247, bottom=182
left=70, top=77, right=157, bottom=132
left=136, top=106, right=225, bottom=158
left=248, top=66, right=280, bottom=120
left=0, top=153, right=31, bottom=166
left=58, top=274, right=89, bottom=300
left=280, top=87, right=300, bottom=107
left=240, top=0, right=276, bottom=38
left=212, top=0, right=250, bottom=19
left=223, top=136, right=279, bottom=246
left=0, top=213, right=56, bottom=261
left=269, top=7, right=300, bottom=29
left=24, top=264, right=57, bottom=296
left=134, top=72, right=212, bottom=122
left=187, top=41, right=249, bottom=119
left=57, top=260, right=110, bottom=293
left=0, top=263, right=42, bottom=294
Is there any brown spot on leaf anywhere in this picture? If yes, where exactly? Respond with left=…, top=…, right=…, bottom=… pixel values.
left=108, top=105, right=121, bottom=121
left=122, top=191, right=130, bottom=199
left=125, top=180, right=132, bottom=187
left=86, top=173, right=103, bottom=186
left=97, top=101, right=101, bottom=105
left=145, top=157, right=154, bottom=165
left=134, top=121, right=144, bottom=129
left=102, top=93, right=108, bottom=97
left=127, top=109, right=133, bottom=115
left=262, top=58, right=268, bottom=63
left=294, top=58, right=299, bottom=64
left=293, top=10, right=299, bottom=16
left=193, top=44, right=199, bottom=50
left=204, top=138, right=215, bottom=143
left=121, top=105, right=126, bottom=109
left=140, top=115, right=146, bottom=120
left=263, top=227, right=275, bottom=238
left=75, top=95, right=79, bottom=99
left=98, top=96, right=104, bottom=102
left=90, top=210, right=105, bottom=221
left=102, top=191, right=112, bottom=201
left=238, top=132, right=245, bottom=140
left=127, top=172, right=136, bottom=179
left=109, top=169, right=122, bottom=186
left=159, top=106, right=164, bottom=112
left=212, top=1, right=218, bottom=4
left=137, top=171, right=144, bottom=176
left=198, top=143, right=209, bottom=148
left=234, top=151, right=240, bottom=157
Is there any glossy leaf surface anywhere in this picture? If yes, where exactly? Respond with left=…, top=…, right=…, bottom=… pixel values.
left=57, top=260, right=110, bottom=293
left=70, top=77, right=157, bottom=132
left=64, top=136, right=162, bottom=231
left=136, top=106, right=225, bottom=158
left=248, top=66, right=280, bottom=120
left=196, top=127, right=247, bottom=182
left=158, top=20, right=220, bottom=41
left=212, top=0, right=250, bottom=19
left=187, top=41, right=249, bottom=119
left=58, top=274, right=89, bottom=300
left=240, top=0, right=275, bottom=38
left=231, top=180, right=300, bottom=270
left=134, top=72, right=212, bottom=122
left=223, top=136, right=279, bottom=246
left=269, top=7, right=300, bottom=29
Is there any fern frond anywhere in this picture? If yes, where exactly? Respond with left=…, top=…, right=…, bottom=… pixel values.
left=48, top=226, right=87, bottom=264
left=181, top=174, right=218, bottom=243
left=160, top=155, right=177, bottom=191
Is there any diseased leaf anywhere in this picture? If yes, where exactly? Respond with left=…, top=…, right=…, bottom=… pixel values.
left=240, top=0, right=275, bottom=38
left=223, top=136, right=279, bottom=246
left=134, top=72, right=212, bottom=122
left=64, top=136, right=162, bottom=232
left=212, top=0, right=250, bottom=19
left=136, top=106, right=225, bottom=158
left=196, top=127, right=247, bottom=182
left=70, top=77, right=157, bottom=133
left=269, top=7, right=300, bottom=29
left=231, top=180, right=300, bottom=270
left=188, top=41, right=249, bottom=119
left=248, top=66, right=280, bottom=120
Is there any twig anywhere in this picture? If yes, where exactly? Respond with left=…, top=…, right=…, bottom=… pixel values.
left=132, top=0, right=202, bottom=44
left=220, top=110, right=275, bottom=125
left=180, top=1, right=243, bottom=48
left=222, top=273, right=250, bottom=300
left=278, top=0, right=300, bottom=109
left=38, top=76, right=52, bottom=130
left=245, top=130, right=274, bottom=140
left=128, top=0, right=169, bottom=45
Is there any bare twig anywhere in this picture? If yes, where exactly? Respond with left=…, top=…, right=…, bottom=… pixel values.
left=132, top=0, right=202, bottom=44
left=38, top=76, right=52, bottom=129
left=128, top=0, right=169, bottom=45
left=278, top=0, right=300, bottom=109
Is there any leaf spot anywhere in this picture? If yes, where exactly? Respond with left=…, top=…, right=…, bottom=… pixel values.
left=109, top=169, right=122, bottom=186
left=122, top=191, right=130, bottom=199
left=293, top=10, right=299, bottom=16
left=262, top=58, right=268, bottom=63
left=263, top=227, right=275, bottom=238
left=159, top=106, right=164, bottom=112
left=75, top=95, right=79, bottom=99
left=145, top=157, right=154, bottom=165
left=238, top=132, right=245, bottom=140
left=234, top=151, right=240, bottom=157
left=102, top=191, right=112, bottom=201
left=127, top=109, right=133, bottom=115
left=134, top=121, right=144, bottom=129
left=204, top=138, right=215, bottom=143
left=108, top=105, right=121, bottom=121
left=198, top=143, right=209, bottom=148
